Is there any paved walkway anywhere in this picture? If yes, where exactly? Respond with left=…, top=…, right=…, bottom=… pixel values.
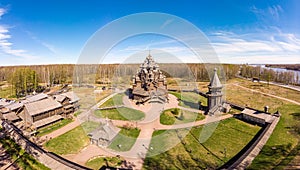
left=68, top=92, right=232, bottom=169
left=122, top=94, right=179, bottom=115
left=66, top=112, right=232, bottom=169
left=41, top=93, right=233, bottom=169
left=40, top=119, right=81, bottom=142
left=63, top=145, right=115, bottom=166
left=233, top=84, right=300, bottom=106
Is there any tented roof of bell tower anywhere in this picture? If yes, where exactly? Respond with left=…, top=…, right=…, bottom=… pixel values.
left=208, top=68, right=222, bottom=88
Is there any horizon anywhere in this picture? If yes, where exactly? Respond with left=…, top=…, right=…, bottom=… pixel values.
left=1, top=62, right=299, bottom=68
left=0, top=0, right=299, bottom=66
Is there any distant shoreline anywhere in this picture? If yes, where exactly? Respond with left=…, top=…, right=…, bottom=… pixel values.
left=265, top=64, right=300, bottom=71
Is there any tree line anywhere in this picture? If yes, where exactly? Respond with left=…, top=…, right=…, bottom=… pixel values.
left=1, top=63, right=298, bottom=98
left=240, top=65, right=299, bottom=85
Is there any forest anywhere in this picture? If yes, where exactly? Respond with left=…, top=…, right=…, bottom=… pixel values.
left=240, top=65, right=299, bottom=85
left=0, top=63, right=298, bottom=98
left=266, top=64, right=300, bottom=71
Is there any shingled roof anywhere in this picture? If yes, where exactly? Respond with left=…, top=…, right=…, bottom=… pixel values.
left=61, top=91, right=79, bottom=103
left=33, top=115, right=63, bottom=128
left=0, top=100, right=10, bottom=107
left=1, top=102, right=24, bottom=113
left=2, top=112, right=20, bottom=121
left=53, top=94, right=67, bottom=103
left=89, top=121, right=120, bottom=141
left=24, top=93, right=48, bottom=103
left=208, top=68, right=222, bottom=88
left=25, top=98, right=62, bottom=116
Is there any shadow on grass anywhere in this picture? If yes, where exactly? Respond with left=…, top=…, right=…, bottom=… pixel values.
left=181, top=100, right=201, bottom=110
left=143, top=150, right=214, bottom=170
left=291, top=112, right=300, bottom=120
left=274, top=142, right=300, bottom=169
left=248, top=144, right=294, bottom=169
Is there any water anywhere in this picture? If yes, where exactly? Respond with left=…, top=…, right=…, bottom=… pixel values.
left=252, top=64, right=300, bottom=84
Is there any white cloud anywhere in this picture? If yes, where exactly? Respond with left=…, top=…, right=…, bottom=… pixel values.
left=0, top=8, right=38, bottom=61
left=210, top=29, right=300, bottom=64
left=250, top=5, right=284, bottom=23
left=0, top=8, right=6, bottom=18
left=25, top=30, right=58, bottom=54
left=268, top=5, right=283, bottom=20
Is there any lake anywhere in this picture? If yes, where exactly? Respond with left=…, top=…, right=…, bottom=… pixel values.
left=250, top=64, right=300, bottom=84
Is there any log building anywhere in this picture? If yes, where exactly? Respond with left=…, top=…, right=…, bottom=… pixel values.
left=131, top=54, right=168, bottom=103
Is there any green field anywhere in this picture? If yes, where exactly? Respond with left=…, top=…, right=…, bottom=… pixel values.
left=108, top=127, right=140, bottom=151
left=163, top=79, right=300, bottom=169
left=249, top=103, right=300, bottom=169
left=81, top=121, right=101, bottom=133
left=169, top=91, right=207, bottom=109
left=37, top=119, right=73, bottom=137
left=0, top=84, right=15, bottom=99
left=74, top=87, right=112, bottom=110
left=144, top=118, right=261, bottom=169
left=225, top=78, right=300, bottom=169
left=85, top=156, right=124, bottom=170
left=160, top=108, right=205, bottom=125
left=94, top=107, right=145, bottom=121
left=44, top=125, right=89, bottom=155
left=0, top=136, right=50, bottom=170
left=99, top=93, right=125, bottom=107
left=229, top=78, right=300, bottom=104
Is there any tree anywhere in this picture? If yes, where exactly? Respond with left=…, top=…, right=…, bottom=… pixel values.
left=10, top=68, right=39, bottom=98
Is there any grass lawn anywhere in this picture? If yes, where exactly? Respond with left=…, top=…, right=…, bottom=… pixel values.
left=44, top=125, right=89, bottom=155
left=160, top=108, right=205, bottom=125
left=99, top=93, right=125, bottom=108
left=81, top=121, right=101, bottom=133
left=85, top=156, right=124, bottom=170
left=162, top=80, right=300, bottom=168
left=37, top=119, right=73, bottom=137
left=73, top=87, right=97, bottom=110
left=108, top=127, right=140, bottom=152
left=144, top=118, right=261, bottom=169
left=249, top=103, right=300, bottom=169
left=228, top=78, right=300, bottom=104
left=74, top=87, right=112, bottom=110
left=0, top=84, right=15, bottom=99
left=197, top=81, right=210, bottom=92
left=225, top=78, right=300, bottom=169
left=94, top=107, right=145, bottom=121
left=225, top=83, right=286, bottom=113
left=74, top=110, right=82, bottom=117
left=169, top=91, right=207, bottom=109
left=0, top=86, right=11, bottom=98
left=0, top=136, right=50, bottom=170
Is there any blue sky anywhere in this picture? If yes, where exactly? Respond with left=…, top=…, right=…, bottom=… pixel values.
left=0, top=0, right=299, bottom=65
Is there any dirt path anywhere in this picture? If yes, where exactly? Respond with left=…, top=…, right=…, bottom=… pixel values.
left=70, top=109, right=232, bottom=169
left=40, top=119, right=81, bottom=142
left=42, top=92, right=233, bottom=169
left=67, top=113, right=232, bottom=169
left=63, top=145, right=115, bottom=166
left=259, top=80, right=300, bottom=92
left=233, top=84, right=300, bottom=106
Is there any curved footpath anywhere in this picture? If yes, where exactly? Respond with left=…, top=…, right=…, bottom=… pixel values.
left=232, top=84, right=300, bottom=106
left=39, top=89, right=288, bottom=170
left=4, top=83, right=292, bottom=169
left=51, top=93, right=233, bottom=169
left=259, top=80, right=300, bottom=92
